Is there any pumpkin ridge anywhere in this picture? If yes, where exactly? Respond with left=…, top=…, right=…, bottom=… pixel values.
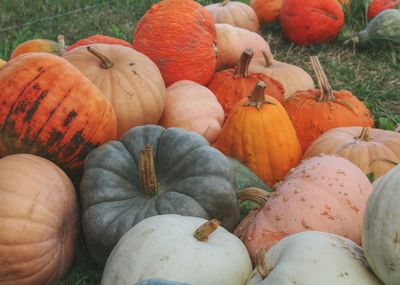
left=310, top=7, right=338, bottom=20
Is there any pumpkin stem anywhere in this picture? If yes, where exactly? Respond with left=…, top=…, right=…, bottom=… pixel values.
left=356, top=127, right=372, bottom=141
left=139, top=144, right=160, bottom=198
left=57, top=35, right=66, bottom=55
left=86, top=46, right=114, bottom=69
left=310, top=56, right=335, bottom=102
left=193, top=219, right=220, bottom=242
left=234, top=48, right=254, bottom=78
left=221, top=0, right=230, bottom=5
left=261, top=50, right=273, bottom=68
left=238, top=187, right=272, bottom=208
left=244, top=81, right=275, bottom=110
left=256, top=246, right=273, bottom=279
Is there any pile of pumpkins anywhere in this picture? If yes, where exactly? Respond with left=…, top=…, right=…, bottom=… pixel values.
left=0, top=0, right=399, bottom=284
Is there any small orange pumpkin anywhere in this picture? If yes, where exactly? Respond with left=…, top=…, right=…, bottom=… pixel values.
left=368, top=0, right=400, bottom=19
left=10, top=36, right=65, bottom=59
left=67, top=34, right=133, bottom=51
left=285, top=57, right=374, bottom=153
left=214, top=81, right=302, bottom=187
left=250, top=0, right=282, bottom=23
left=0, top=59, right=6, bottom=69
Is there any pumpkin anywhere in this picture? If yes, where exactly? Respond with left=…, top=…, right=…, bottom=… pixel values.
left=80, top=125, right=239, bottom=265
left=285, top=56, right=374, bottom=153
left=234, top=155, right=373, bottom=262
left=0, top=154, right=79, bottom=285
left=158, top=80, right=223, bottom=144
left=132, top=0, right=217, bottom=86
left=10, top=36, right=65, bottom=59
left=101, top=215, right=252, bottom=285
left=0, top=53, right=117, bottom=180
left=246, top=232, right=383, bottom=285
left=230, top=158, right=270, bottom=192
left=63, top=44, right=166, bottom=138
left=205, top=0, right=260, bottom=32
left=67, top=34, right=133, bottom=51
left=0, top=58, right=6, bottom=69
left=303, top=127, right=400, bottom=180
left=208, top=49, right=285, bottom=119
left=280, top=0, right=345, bottom=45
left=214, top=81, right=301, bottom=187
left=250, top=0, right=282, bottom=23
left=368, top=0, right=400, bottom=19
left=362, top=164, right=400, bottom=285
left=249, top=50, right=315, bottom=99
left=215, top=23, right=272, bottom=70
left=135, top=279, right=190, bottom=285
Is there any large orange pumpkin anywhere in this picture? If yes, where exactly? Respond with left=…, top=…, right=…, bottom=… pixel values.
left=0, top=154, right=78, bottom=285
left=214, top=81, right=301, bottom=187
left=285, top=57, right=374, bottom=153
left=67, top=34, right=133, bottom=51
left=280, top=0, right=345, bottom=45
left=368, top=0, right=400, bottom=19
left=208, top=49, right=285, bottom=119
left=0, top=53, right=117, bottom=180
left=251, top=0, right=282, bottom=23
left=133, top=0, right=217, bottom=86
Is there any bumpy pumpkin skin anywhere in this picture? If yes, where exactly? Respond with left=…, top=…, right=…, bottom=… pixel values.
left=0, top=53, right=117, bottom=180
left=205, top=0, right=260, bottom=32
left=368, top=0, right=400, bottom=19
left=0, top=154, right=79, bottom=285
left=10, top=39, right=61, bottom=59
left=251, top=0, right=282, bottom=23
left=133, top=0, right=217, bottom=86
left=280, top=0, right=345, bottom=45
left=67, top=34, right=133, bottom=51
left=303, top=127, right=400, bottom=179
left=234, top=155, right=373, bottom=262
left=363, top=165, right=400, bottom=285
left=80, top=125, right=239, bottom=265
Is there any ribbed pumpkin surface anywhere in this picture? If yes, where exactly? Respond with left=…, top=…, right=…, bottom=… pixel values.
left=67, top=35, right=133, bottom=51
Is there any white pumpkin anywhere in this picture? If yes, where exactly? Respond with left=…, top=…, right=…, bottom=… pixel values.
left=246, top=231, right=383, bottom=285
left=363, top=164, right=400, bottom=285
left=102, top=214, right=252, bottom=285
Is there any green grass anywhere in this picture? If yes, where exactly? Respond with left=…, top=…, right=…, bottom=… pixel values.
left=0, top=0, right=399, bottom=284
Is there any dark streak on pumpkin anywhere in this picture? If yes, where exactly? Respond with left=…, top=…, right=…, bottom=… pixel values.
left=23, top=90, right=48, bottom=123
left=64, top=129, right=85, bottom=157
left=311, top=8, right=338, bottom=20
left=63, top=110, right=77, bottom=127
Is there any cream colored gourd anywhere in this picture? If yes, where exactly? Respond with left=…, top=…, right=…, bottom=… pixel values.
left=216, top=23, right=272, bottom=70
left=249, top=51, right=314, bottom=98
left=159, top=80, right=224, bottom=143
left=246, top=231, right=383, bottom=285
left=102, top=214, right=252, bottom=285
left=304, top=127, right=400, bottom=180
left=205, top=0, right=260, bottom=32
left=63, top=44, right=166, bottom=138
left=362, top=164, right=400, bottom=285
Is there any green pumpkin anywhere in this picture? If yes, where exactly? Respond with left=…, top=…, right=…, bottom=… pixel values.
left=80, top=125, right=239, bottom=265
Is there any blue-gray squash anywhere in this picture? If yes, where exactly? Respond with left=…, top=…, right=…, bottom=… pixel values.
left=134, top=279, right=190, bottom=285
left=80, top=125, right=239, bottom=265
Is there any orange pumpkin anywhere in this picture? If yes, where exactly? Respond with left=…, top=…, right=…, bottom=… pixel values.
left=10, top=36, right=65, bottom=59
left=0, top=154, right=78, bottom=285
left=368, top=0, right=400, bottom=19
left=67, top=34, right=133, bottom=51
left=208, top=48, right=285, bottom=119
left=0, top=53, right=117, bottom=180
left=303, top=127, right=400, bottom=180
left=205, top=0, right=260, bottom=32
left=63, top=44, right=166, bottom=138
left=285, top=57, right=374, bottom=153
left=251, top=0, right=282, bottom=23
left=0, top=59, right=6, bottom=69
left=133, top=0, right=217, bottom=86
left=234, top=155, right=373, bottom=262
left=214, top=81, right=302, bottom=187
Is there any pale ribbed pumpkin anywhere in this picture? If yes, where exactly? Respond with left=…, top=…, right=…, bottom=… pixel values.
left=234, top=155, right=373, bottom=262
left=216, top=23, right=272, bottom=70
left=159, top=80, right=224, bottom=144
left=205, top=0, right=260, bottom=32
left=304, top=127, right=400, bottom=180
left=250, top=50, right=315, bottom=98
left=214, top=81, right=301, bottom=187
left=63, top=44, right=166, bottom=138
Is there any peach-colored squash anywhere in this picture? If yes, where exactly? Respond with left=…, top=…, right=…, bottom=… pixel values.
left=159, top=80, right=224, bottom=143
left=234, top=154, right=373, bottom=262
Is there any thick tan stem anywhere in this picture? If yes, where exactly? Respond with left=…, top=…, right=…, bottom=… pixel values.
left=238, top=187, right=272, bottom=208
left=139, top=144, right=160, bottom=198
left=261, top=50, right=274, bottom=68
left=356, top=127, right=372, bottom=141
left=310, top=56, right=335, bottom=102
left=256, top=246, right=273, bottom=279
left=234, top=48, right=254, bottom=78
left=244, top=81, right=275, bottom=110
left=220, top=0, right=230, bottom=5
left=57, top=35, right=66, bottom=56
left=193, top=219, right=220, bottom=241
left=87, top=46, right=114, bottom=69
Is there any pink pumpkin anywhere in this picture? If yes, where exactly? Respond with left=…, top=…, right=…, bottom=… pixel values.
left=234, top=154, right=373, bottom=262
left=159, top=80, right=224, bottom=143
